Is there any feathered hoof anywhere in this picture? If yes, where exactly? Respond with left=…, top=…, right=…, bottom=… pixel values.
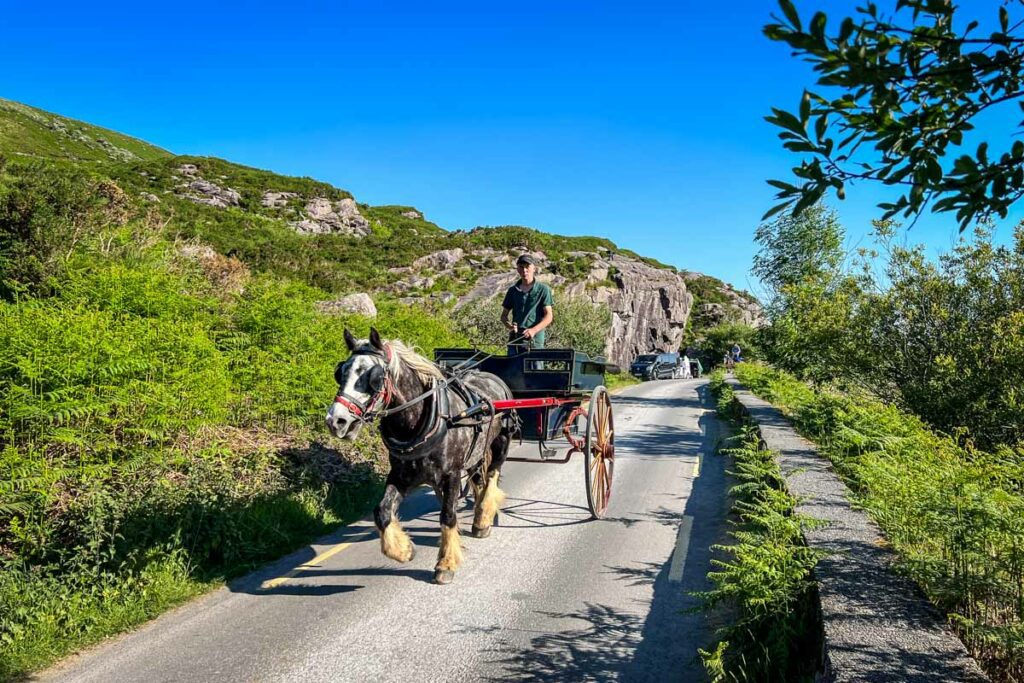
left=433, top=569, right=455, bottom=585
left=381, top=521, right=416, bottom=563
left=470, top=525, right=491, bottom=539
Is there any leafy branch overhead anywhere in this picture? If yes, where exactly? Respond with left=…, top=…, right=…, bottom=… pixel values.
left=764, top=0, right=1024, bottom=230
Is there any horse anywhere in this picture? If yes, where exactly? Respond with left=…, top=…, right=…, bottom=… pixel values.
left=325, top=327, right=514, bottom=584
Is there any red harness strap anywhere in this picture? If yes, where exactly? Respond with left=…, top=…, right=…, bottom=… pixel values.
left=333, top=344, right=395, bottom=419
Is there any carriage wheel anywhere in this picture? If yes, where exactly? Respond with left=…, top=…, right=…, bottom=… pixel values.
left=584, top=385, right=615, bottom=519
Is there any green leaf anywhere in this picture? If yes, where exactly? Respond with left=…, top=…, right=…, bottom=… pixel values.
left=810, top=12, right=827, bottom=43
left=838, top=17, right=855, bottom=43
left=778, top=0, right=801, bottom=31
left=761, top=200, right=795, bottom=220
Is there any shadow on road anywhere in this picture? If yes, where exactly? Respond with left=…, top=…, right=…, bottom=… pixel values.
left=473, top=382, right=734, bottom=682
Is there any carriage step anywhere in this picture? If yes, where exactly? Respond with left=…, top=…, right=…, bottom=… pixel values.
left=540, top=447, right=559, bottom=459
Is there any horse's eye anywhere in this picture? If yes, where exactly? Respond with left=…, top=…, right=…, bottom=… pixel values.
left=368, top=364, right=385, bottom=392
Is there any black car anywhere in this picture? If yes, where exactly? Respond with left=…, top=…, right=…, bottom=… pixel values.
left=631, top=353, right=682, bottom=380
left=629, top=354, right=659, bottom=378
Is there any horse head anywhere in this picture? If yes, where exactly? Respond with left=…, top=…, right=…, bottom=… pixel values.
left=326, top=327, right=392, bottom=440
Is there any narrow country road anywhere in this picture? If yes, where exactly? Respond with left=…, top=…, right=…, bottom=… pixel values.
left=39, top=379, right=732, bottom=683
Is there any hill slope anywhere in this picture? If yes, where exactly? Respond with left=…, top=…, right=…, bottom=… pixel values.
left=0, top=98, right=170, bottom=163
left=0, top=97, right=763, bottom=363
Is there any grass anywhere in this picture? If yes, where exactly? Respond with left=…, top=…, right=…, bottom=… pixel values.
left=0, top=98, right=170, bottom=163
left=733, top=363, right=1024, bottom=682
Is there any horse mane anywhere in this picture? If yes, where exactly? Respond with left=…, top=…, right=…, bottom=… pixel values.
left=351, top=336, right=443, bottom=385
left=387, top=339, right=444, bottom=384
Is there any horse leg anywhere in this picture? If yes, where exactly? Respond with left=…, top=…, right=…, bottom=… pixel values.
left=472, top=429, right=510, bottom=538
left=434, top=473, right=464, bottom=585
left=375, top=471, right=415, bottom=563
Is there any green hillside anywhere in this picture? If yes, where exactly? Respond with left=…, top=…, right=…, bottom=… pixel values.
left=0, top=98, right=170, bottom=163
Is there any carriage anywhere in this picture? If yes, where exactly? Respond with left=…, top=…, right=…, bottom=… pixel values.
left=433, top=347, right=619, bottom=519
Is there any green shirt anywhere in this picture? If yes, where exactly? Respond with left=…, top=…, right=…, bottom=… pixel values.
left=502, top=281, right=554, bottom=346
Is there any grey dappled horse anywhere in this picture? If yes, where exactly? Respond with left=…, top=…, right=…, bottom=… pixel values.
left=326, top=328, right=513, bottom=584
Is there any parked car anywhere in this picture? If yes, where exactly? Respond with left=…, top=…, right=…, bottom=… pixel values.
left=631, top=352, right=689, bottom=380
left=647, top=353, right=683, bottom=380
left=629, top=354, right=659, bottom=379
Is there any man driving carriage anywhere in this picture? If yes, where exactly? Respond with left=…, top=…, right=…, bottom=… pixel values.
left=500, top=254, right=553, bottom=354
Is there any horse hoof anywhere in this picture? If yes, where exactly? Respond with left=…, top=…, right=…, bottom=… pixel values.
left=433, top=569, right=455, bottom=585
left=471, top=525, right=491, bottom=539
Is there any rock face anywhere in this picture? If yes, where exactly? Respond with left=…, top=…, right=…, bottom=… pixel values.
left=683, top=272, right=767, bottom=328
left=315, top=293, right=378, bottom=318
left=262, top=191, right=298, bottom=208
left=401, top=209, right=422, bottom=219
left=567, top=254, right=693, bottom=367
left=292, top=197, right=371, bottom=237
left=183, top=179, right=242, bottom=208
left=173, top=165, right=242, bottom=209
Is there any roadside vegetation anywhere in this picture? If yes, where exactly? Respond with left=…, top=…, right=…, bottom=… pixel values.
left=756, top=2, right=1024, bottom=676
left=750, top=202, right=1024, bottom=681
left=0, top=158, right=469, bottom=678
left=733, top=363, right=1024, bottom=681
left=699, top=372, right=822, bottom=682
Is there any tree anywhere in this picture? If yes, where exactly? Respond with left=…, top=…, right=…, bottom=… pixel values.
left=763, top=0, right=1024, bottom=230
left=752, top=203, right=845, bottom=303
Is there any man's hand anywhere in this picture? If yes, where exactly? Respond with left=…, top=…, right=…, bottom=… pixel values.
left=522, top=327, right=535, bottom=340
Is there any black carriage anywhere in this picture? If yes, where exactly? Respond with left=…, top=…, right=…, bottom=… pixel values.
left=434, top=347, right=618, bottom=518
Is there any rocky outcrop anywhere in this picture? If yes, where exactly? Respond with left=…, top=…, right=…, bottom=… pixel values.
left=291, top=197, right=371, bottom=237
left=182, top=179, right=242, bottom=208
left=316, top=293, right=378, bottom=318
left=401, top=209, right=422, bottom=219
left=567, top=254, right=692, bottom=367
left=262, top=191, right=298, bottom=208
left=173, top=165, right=243, bottom=209
left=412, top=248, right=464, bottom=271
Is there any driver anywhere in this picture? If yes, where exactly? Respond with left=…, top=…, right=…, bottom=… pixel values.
left=501, top=254, right=554, bottom=354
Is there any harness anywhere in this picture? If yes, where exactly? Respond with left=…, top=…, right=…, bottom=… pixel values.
left=334, top=344, right=498, bottom=462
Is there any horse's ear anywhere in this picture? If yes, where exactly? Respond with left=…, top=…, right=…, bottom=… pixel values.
left=369, top=327, right=384, bottom=351
left=344, top=328, right=357, bottom=352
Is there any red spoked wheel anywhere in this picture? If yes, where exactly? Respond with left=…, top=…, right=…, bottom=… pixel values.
left=584, top=386, right=614, bottom=519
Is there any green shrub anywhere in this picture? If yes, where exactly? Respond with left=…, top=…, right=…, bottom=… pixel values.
left=696, top=418, right=822, bottom=682
left=0, top=161, right=112, bottom=299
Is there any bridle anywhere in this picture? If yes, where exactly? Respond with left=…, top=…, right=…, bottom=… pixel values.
left=333, top=344, right=397, bottom=423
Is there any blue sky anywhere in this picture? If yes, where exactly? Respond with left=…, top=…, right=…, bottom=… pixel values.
left=2, top=0, right=1021, bottom=296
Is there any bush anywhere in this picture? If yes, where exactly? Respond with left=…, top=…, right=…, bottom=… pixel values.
left=0, top=161, right=115, bottom=299
left=698, top=322, right=761, bottom=367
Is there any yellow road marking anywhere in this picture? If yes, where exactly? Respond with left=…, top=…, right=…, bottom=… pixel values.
left=668, top=516, right=694, bottom=583
left=692, top=454, right=701, bottom=478
left=261, top=529, right=376, bottom=590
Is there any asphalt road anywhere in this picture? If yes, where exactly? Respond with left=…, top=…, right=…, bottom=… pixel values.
left=40, top=378, right=732, bottom=683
